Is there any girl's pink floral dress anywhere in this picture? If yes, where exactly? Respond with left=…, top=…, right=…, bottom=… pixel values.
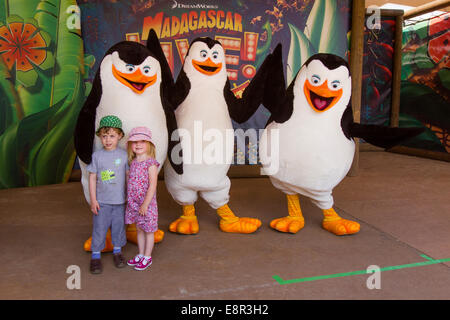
left=125, top=158, right=160, bottom=232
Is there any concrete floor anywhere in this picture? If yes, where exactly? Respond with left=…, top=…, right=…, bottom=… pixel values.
left=0, top=151, right=449, bottom=300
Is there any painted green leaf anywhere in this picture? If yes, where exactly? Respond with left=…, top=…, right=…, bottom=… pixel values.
left=16, top=69, right=38, bottom=87
left=287, top=23, right=316, bottom=84
left=0, top=1, right=7, bottom=23
left=84, top=54, right=95, bottom=69
left=0, top=121, right=22, bottom=188
left=0, top=57, right=23, bottom=129
left=398, top=113, right=446, bottom=153
left=255, top=20, right=272, bottom=69
left=304, top=0, right=348, bottom=57
left=7, top=0, right=41, bottom=22
left=28, top=73, right=85, bottom=185
left=304, top=0, right=325, bottom=50
left=400, top=81, right=450, bottom=130
left=6, top=13, right=23, bottom=24
left=23, top=0, right=87, bottom=185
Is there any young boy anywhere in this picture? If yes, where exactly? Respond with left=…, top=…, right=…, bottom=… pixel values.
left=87, top=115, right=129, bottom=274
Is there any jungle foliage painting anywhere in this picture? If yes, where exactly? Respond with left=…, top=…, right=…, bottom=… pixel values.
left=399, top=13, right=450, bottom=154
left=0, top=0, right=94, bottom=189
left=79, top=0, right=351, bottom=164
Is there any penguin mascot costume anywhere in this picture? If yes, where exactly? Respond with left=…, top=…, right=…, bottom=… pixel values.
left=74, top=30, right=182, bottom=250
left=259, top=46, right=423, bottom=236
left=163, top=37, right=275, bottom=235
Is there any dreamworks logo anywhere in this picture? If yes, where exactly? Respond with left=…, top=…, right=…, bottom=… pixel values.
left=170, top=0, right=219, bottom=10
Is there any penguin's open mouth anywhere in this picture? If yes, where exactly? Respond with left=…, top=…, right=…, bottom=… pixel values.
left=192, top=58, right=222, bottom=76
left=121, top=79, right=148, bottom=92
left=304, top=80, right=343, bottom=112
left=112, top=65, right=157, bottom=94
left=309, top=91, right=335, bottom=111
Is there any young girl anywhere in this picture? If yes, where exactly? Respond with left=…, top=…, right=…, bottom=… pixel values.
left=125, top=126, right=160, bottom=271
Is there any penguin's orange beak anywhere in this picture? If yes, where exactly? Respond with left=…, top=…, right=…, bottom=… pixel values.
left=304, top=80, right=342, bottom=112
left=112, top=65, right=157, bottom=94
left=192, top=58, right=222, bottom=76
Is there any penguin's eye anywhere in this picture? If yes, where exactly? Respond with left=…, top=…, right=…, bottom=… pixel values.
left=142, top=66, right=151, bottom=74
left=311, top=75, right=321, bottom=85
left=212, top=51, right=219, bottom=60
left=330, top=80, right=341, bottom=90
left=200, top=50, right=208, bottom=58
left=126, top=64, right=135, bottom=73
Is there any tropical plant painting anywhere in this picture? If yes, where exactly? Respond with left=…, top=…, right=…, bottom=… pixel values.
left=399, top=12, right=450, bottom=154
left=0, top=0, right=94, bottom=189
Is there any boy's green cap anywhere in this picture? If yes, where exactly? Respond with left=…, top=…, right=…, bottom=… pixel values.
left=97, top=115, right=123, bottom=133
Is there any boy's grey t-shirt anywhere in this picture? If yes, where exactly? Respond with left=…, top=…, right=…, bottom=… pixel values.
left=86, top=148, right=129, bottom=205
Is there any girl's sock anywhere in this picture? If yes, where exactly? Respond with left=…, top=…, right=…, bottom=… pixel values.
left=113, top=247, right=121, bottom=254
left=144, top=255, right=151, bottom=261
left=92, top=252, right=101, bottom=259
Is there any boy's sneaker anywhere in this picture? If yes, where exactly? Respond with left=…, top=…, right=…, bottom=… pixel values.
left=134, top=257, right=152, bottom=271
left=90, top=258, right=102, bottom=274
left=113, top=252, right=126, bottom=268
left=127, top=255, right=143, bottom=266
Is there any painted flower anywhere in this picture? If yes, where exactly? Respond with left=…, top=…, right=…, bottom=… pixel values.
left=0, top=15, right=53, bottom=87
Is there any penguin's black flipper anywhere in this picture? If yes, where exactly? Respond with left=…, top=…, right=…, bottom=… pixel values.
left=341, top=104, right=424, bottom=149
left=170, top=69, right=191, bottom=109
left=162, top=96, right=183, bottom=175
left=225, top=44, right=280, bottom=124
left=146, top=29, right=176, bottom=103
left=261, top=44, right=294, bottom=125
left=350, top=123, right=424, bottom=149
left=74, top=71, right=102, bottom=164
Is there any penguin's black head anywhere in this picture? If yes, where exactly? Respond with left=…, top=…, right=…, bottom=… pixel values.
left=300, top=53, right=351, bottom=113
left=185, top=37, right=224, bottom=76
left=304, top=53, right=349, bottom=72
left=105, top=41, right=156, bottom=66
left=104, top=41, right=160, bottom=94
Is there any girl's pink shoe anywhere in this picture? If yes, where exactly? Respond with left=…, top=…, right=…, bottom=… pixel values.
left=134, top=256, right=152, bottom=271
left=127, top=255, right=143, bottom=266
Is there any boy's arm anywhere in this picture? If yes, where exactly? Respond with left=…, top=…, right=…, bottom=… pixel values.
left=89, top=172, right=100, bottom=215
left=139, top=165, right=158, bottom=215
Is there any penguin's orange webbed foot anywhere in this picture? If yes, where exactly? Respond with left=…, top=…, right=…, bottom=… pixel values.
left=154, top=229, right=164, bottom=243
left=322, top=218, right=360, bottom=236
left=83, top=230, right=114, bottom=252
left=219, top=217, right=261, bottom=234
left=126, top=225, right=165, bottom=243
left=169, top=216, right=199, bottom=234
left=270, top=216, right=305, bottom=233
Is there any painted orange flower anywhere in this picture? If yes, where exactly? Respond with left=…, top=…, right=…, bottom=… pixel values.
left=0, top=15, right=53, bottom=87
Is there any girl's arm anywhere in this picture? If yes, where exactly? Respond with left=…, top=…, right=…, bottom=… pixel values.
left=139, top=165, right=158, bottom=216
left=89, top=172, right=100, bottom=215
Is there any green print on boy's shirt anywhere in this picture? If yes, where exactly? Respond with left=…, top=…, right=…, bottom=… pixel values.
left=101, top=170, right=116, bottom=182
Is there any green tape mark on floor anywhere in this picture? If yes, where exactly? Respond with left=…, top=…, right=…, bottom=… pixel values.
left=273, top=255, right=450, bottom=285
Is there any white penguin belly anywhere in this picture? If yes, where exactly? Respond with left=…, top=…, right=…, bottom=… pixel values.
left=94, top=93, right=168, bottom=168
left=174, top=87, right=233, bottom=189
left=260, top=116, right=355, bottom=193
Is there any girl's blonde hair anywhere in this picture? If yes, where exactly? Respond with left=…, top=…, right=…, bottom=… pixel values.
left=127, top=140, right=156, bottom=164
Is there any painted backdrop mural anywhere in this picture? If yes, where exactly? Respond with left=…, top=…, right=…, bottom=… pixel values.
left=361, top=16, right=396, bottom=127
left=0, top=0, right=351, bottom=189
left=399, top=13, right=450, bottom=154
left=0, top=0, right=94, bottom=189
left=79, top=0, right=351, bottom=164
